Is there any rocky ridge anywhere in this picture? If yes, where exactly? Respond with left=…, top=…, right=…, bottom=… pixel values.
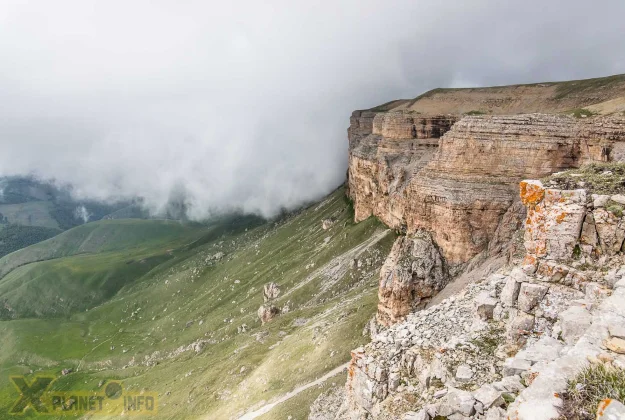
left=322, top=179, right=625, bottom=420
left=349, top=114, right=625, bottom=264
left=311, top=78, right=625, bottom=420
left=348, top=113, right=625, bottom=324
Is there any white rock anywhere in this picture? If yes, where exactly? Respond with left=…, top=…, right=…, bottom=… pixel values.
left=493, top=375, right=525, bottom=393
left=403, top=409, right=429, bottom=420
left=455, top=364, right=474, bottom=383
left=586, top=282, right=611, bottom=302
left=515, top=336, right=563, bottom=364
left=475, top=292, right=499, bottom=320
left=503, top=357, right=532, bottom=376
left=438, top=388, right=476, bottom=417
left=473, top=384, right=505, bottom=409
left=501, top=276, right=522, bottom=307
left=558, top=306, right=592, bottom=345
left=609, top=324, right=625, bottom=340
left=517, top=283, right=549, bottom=313
left=434, top=389, right=448, bottom=399
left=610, top=194, right=625, bottom=205
left=593, top=194, right=611, bottom=208
left=484, top=407, right=506, bottom=420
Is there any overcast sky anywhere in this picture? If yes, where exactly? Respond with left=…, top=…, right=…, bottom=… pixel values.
left=1, top=1, right=624, bottom=219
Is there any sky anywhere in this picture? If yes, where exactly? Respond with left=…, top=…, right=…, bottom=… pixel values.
left=1, top=0, right=625, bottom=219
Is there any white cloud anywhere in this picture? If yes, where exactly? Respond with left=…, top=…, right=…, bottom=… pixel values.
left=0, top=0, right=624, bottom=218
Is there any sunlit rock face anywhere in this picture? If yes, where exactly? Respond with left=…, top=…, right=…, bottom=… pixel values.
left=377, top=231, right=448, bottom=326
left=348, top=113, right=625, bottom=265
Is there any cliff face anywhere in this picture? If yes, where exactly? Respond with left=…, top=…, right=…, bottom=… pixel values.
left=348, top=113, right=625, bottom=265
left=349, top=112, right=625, bottom=326
left=340, top=179, right=625, bottom=420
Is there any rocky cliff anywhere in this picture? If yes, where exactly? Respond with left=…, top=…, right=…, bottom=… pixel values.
left=348, top=112, right=625, bottom=325
left=323, top=177, right=625, bottom=420
left=308, top=75, right=625, bottom=420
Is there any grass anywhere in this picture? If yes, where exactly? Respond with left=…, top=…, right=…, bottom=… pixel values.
left=607, top=204, right=624, bottom=218
left=391, top=73, right=625, bottom=111
left=542, top=162, right=625, bottom=196
left=554, top=74, right=625, bottom=100
left=0, top=187, right=394, bottom=419
left=567, top=108, right=597, bottom=118
left=368, top=100, right=407, bottom=112
left=559, top=363, right=625, bottom=420
left=0, top=202, right=60, bottom=229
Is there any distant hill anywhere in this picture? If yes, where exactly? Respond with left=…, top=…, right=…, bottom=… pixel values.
left=0, top=219, right=205, bottom=319
left=367, top=73, right=625, bottom=115
left=0, top=176, right=142, bottom=258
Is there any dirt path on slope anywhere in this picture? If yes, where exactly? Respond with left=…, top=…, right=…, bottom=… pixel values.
left=237, top=362, right=350, bottom=420
left=281, top=228, right=391, bottom=299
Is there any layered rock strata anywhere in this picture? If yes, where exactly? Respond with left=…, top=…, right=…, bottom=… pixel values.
left=348, top=113, right=625, bottom=266
left=339, top=180, right=625, bottom=420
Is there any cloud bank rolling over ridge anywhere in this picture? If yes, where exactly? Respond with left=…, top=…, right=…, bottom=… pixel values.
left=1, top=0, right=624, bottom=219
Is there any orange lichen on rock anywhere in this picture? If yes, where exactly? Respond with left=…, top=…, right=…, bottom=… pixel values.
left=523, top=254, right=537, bottom=266
left=556, top=212, right=567, bottom=223
left=520, top=180, right=545, bottom=206
left=597, top=398, right=613, bottom=417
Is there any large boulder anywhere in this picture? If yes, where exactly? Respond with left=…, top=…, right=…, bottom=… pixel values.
left=257, top=304, right=281, bottom=324
left=521, top=181, right=586, bottom=261
left=517, top=283, right=549, bottom=313
left=263, top=282, right=281, bottom=302
left=437, top=388, right=476, bottom=417
left=593, top=208, right=625, bottom=255
left=500, top=269, right=524, bottom=307
left=377, top=231, right=448, bottom=326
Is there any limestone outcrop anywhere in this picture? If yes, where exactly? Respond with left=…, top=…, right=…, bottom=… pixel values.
left=337, top=179, right=625, bottom=420
left=377, top=231, right=449, bottom=326
left=348, top=113, right=625, bottom=320
left=348, top=113, right=625, bottom=265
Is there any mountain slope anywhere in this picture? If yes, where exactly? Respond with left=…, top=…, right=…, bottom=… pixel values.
left=0, top=176, right=139, bottom=259
left=0, top=187, right=395, bottom=419
left=367, top=73, right=625, bottom=115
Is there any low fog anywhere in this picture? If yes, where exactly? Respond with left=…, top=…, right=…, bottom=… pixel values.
left=1, top=1, right=625, bottom=219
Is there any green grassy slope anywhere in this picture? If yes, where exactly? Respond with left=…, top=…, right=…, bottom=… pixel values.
left=0, top=219, right=199, bottom=278
left=0, top=176, right=142, bottom=259
left=0, top=220, right=204, bottom=319
left=0, top=187, right=394, bottom=419
left=0, top=201, right=61, bottom=229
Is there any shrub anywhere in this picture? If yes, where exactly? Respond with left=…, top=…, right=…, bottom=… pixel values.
left=559, top=364, right=625, bottom=420
left=607, top=204, right=623, bottom=218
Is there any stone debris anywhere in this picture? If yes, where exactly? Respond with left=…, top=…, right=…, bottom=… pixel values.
left=338, top=178, right=625, bottom=420
left=263, top=282, right=281, bottom=302
left=455, top=364, right=474, bottom=382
